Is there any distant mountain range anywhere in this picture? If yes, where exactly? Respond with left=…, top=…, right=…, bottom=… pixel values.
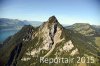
left=92, top=25, right=100, bottom=36
left=0, top=16, right=100, bottom=66
left=65, top=23, right=100, bottom=36
left=0, top=18, right=42, bottom=31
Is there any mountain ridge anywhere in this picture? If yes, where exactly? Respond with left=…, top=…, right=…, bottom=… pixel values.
left=65, top=23, right=100, bottom=36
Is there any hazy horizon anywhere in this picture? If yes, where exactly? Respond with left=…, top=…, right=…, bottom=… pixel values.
left=0, top=0, right=100, bottom=25
left=1, top=17, right=100, bottom=26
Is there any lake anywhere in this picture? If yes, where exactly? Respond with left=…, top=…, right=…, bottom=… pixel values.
left=0, top=30, right=19, bottom=44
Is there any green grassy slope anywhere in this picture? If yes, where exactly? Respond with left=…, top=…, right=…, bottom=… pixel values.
left=95, top=37, right=100, bottom=47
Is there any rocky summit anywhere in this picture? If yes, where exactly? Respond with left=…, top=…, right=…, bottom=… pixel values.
left=0, top=16, right=100, bottom=66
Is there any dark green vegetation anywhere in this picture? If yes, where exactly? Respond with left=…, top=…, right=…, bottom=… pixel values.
left=65, top=23, right=100, bottom=66
left=0, top=25, right=35, bottom=66
left=95, top=37, right=100, bottom=47
left=0, top=16, right=100, bottom=66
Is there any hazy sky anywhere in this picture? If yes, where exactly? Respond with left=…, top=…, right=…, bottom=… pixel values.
left=0, top=0, right=100, bottom=25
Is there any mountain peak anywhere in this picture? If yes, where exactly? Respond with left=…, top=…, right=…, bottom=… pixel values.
left=48, top=16, right=58, bottom=24
left=49, top=15, right=56, bottom=19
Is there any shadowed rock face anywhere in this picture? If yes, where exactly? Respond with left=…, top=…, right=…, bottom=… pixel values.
left=49, top=16, right=58, bottom=45
left=0, top=44, right=2, bottom=48
left=48, top=16, right=58, bottom=23
left=6, top=43, right=22, bottom=66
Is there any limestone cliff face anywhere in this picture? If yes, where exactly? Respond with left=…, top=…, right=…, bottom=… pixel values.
left=22, top=16, right=79, bottom=60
